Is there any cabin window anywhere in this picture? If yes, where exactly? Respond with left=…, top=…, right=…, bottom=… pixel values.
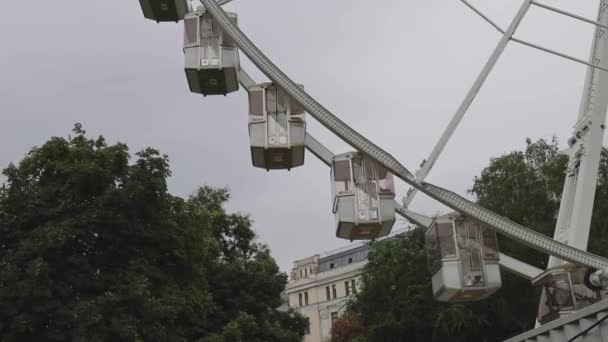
left=249, top=90, right=265, bottom=116
left=199, top=16, right=218, bottom=39
left=304, top=317, right=310, bottom=334
left=482, top=226, right=499, bottom=259
left=458, top=221, right=485, bottom=287
left=184, top=17, right=198, bottom=45
left=425, top=225, right=441, bottom=273
left=333, top=160, right=352, bottom=193
left=331, top=312, right=339, bottom=325
left=437, top=222, right=456, bottom=258
left=546, top=273, right=575, bottom=311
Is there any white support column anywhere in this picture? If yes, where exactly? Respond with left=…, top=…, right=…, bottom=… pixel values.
left=499, top=254, right=543, bottom=280
left=548, top=0, right=608, bottom=267
left=304, top=134, right=333, bottom=167
left=237, top=68, right=256, bottom=90
left=404, top=0, right=533, bottom=207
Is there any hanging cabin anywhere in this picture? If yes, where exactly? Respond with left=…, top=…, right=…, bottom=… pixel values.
left=426, top=213, right=502, bottom=302
left=248, top=83, right=306, bottom=170
left=183, top=8, right=240, bottom=96
left=331, top=153, right=396, bottom=241
left=139, top=0, right=189, bottom=22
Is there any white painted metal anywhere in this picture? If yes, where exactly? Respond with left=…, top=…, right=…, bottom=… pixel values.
left=237, top=68, right=256, bottom=89
left=534, top=265, right=607, bottom=325
left=303, top=135, right=542, bottom=280
left=426, top=213, right=502, bottom=302
left=248, top=83, right=306, bottom=170
left=183, top=8, right=240, bottom=96
left=459, top=0, right=505, bottom=34
left=532, top=1, right=608, bottom=30
left=505, top=297, right=608, bottom=341
left=500, top=254, right=543, bottom=281
left=331, top=152, right=396, bottom=241
left=201, top=0, right=608, bottom=269
left=393, top=204, right=433, bottom=228
left=548, top=0, right=608, bottom=268
left=460, top=2, right=608, bottom=74
left=511, top=37, right=608, bottom=74
left=403, top=0, right=533, bottom=207
left=304, top=134, right=333, bottom=167
left=390, top=202, right=543, bottom=280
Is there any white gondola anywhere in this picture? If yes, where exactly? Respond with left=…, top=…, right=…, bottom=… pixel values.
left=248, top=83, right=306, bottom=170
left=331, top=153, right=396, bottom=241
left=425, top=213, right=501, bottom=302
left=534, top=264, right=607, bottom=325
left=139, top=0, right=188, bottom=22
left=183, top=8, right=239, bottom=96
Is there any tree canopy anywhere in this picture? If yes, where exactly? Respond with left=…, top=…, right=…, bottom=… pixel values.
left=348, top=137, right=608, bottom=341
left=0, top=125, right=306, bottom=342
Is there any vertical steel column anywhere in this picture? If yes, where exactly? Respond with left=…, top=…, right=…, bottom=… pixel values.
left=404, top=0, right=533, bottom=207
left=548, top=0, right=608, bottom=268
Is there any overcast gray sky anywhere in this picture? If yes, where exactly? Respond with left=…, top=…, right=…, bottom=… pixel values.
left=1, top=0, right=606, bottom=272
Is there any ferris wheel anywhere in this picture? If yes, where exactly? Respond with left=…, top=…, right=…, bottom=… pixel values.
left=136, top=0, right=608, bottom=324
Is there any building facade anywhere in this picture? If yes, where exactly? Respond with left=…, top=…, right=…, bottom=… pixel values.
left=285, top=243, right=370, bottom=342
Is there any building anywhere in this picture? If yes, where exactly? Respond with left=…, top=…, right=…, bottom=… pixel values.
left=285, top=242, right=371, bottom=342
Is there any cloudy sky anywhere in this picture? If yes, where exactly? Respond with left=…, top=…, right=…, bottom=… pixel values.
left=1, top=0, right=606, bottom=272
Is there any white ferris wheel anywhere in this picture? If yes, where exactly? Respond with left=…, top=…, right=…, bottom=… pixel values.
left=137, top=0, right=608, bottom=329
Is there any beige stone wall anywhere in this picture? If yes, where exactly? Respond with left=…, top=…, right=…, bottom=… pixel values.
left=286, top=260, right=365, bottom=342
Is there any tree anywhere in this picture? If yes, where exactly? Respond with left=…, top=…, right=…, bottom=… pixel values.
left=0, top=125, right=306, bottom=342
left=350, top=138, right=608, bottom=341
left=330, top=312, right=365, bottom=342
left=350, top=230, right=485, bottom=342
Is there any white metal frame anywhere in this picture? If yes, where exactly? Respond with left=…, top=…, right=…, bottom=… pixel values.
left=301, top=127, right=542, bottom=280
left=201, top=0, right=608, bottom=270
left=405, top=0, right=608, bottom=207
left=135, top=0, right=608, bottom=306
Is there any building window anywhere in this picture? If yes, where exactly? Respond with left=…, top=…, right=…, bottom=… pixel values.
left=348, top=257, right=353, bottom=264
left=332, top=284, right=337, bottom=299
left=351, top=279, right=357, bottom=294
left=330, top=263, right=334, bottom=269
left=304, top=317, right=310, bottom=334
left=299, top=293, right=303, bottom=307
left=345, top=281, right=350, bottom=296
left=300, top=270, right=303, bottom=278
left=326, top=286, right=331, bottom=301
left=304, top=291, right=309, bottom=306
left=305, top=268, right=308, bottom=277
left=331, top=311, right=339, bottom=325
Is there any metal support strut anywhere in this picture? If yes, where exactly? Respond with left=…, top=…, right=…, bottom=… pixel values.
left=403, top=0, right=533, bottom=207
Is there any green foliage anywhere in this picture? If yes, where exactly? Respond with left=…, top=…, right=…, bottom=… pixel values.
left=330, top=312, right=365, bottom=342
left=351, top=230, right=483, bottom=342
left=469, top=137, right=567, bottom=269
left=0, top=125, right=306, bottom=341
left=351, top=138, right=608, bottom=341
